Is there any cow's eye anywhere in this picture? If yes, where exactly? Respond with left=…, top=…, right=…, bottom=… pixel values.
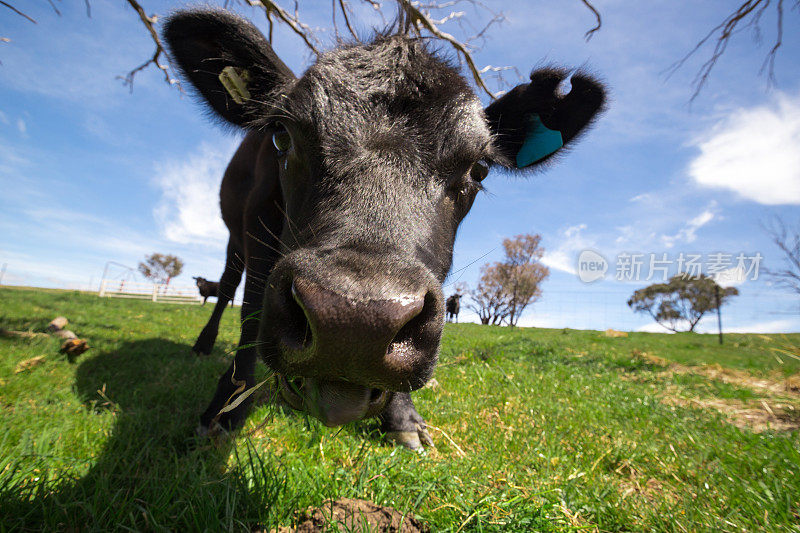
left=470, top=160, right=490, bottom=182
left=272, top=128, right=292, bottom=155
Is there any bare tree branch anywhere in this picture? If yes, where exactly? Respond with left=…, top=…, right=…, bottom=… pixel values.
left=337, top=0, right=361, bottom=42
left=2, top=0, right=602, bottom=98
left=762, top=216, right=800, bottom=296
left=0, top=1, right=37, bottom=24
left=45, top=0, right=62, bottom=16
left=667, top=0, right=799, bottom=101
left=246, top=0, right=321, bottom=55
left=243, top=0, right=517, bottom=98
left=396, top=0, right=495, bottom=98
left=760, top=0, right=783, bottom=83
left=118, top=0, right=179, bottom=92
left=579, top=0, right=601, bottom=40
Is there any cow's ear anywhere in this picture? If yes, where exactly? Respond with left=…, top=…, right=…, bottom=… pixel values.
left=484, top=68, right=606, bottom=170
left=163, top=9, right=295, bottom=127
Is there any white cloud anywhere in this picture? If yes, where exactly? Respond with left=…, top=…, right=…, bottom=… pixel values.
left=689, top=91, right=800, bottom=205
left=542, top=224, right=591, bottom=276
left=637, top=322, right=676, bottom=333
left=638, top=317, right=799, bottom=334
left=16, top=118, right=26, bottom=136
left=717, top=319, right=799, bottom=334
left=660, top=203, right=716, bottom=248
left=153, top=140, right=239, bottom=246
left=515, top=314, right=571, bottom=328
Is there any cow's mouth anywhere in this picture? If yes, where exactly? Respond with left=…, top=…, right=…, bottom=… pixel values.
left=277, top=375, right=390, bottom=426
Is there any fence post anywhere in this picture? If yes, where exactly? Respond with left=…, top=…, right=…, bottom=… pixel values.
left=98, top=279, right=107, bottom=298
left=152, top=284, right=158, bottom=302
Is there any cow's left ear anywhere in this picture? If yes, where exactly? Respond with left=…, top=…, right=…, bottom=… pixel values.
left=484, top=68, right=606, bottom=170
left=163, top=9, right=296, bottom=128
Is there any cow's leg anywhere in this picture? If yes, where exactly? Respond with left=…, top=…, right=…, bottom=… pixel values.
left=198, top=273, right=264, bottom=433
left=380, top=392, right=434, bottom=450
left=202, top=296, right=208, bottom=306
left=193, top=241, right=243, bottom=355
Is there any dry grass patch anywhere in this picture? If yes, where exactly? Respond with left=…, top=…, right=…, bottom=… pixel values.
left=628, top=350, right=800, bottom=432
left=660, top=390, right=800, bottom=433
left=631, top=349, right=800, bottom=398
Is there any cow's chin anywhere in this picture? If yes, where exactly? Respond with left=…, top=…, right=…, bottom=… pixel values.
left=276, top=375, right=391, bottom=427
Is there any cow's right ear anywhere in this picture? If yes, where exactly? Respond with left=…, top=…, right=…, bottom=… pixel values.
left=484, top=68, right=606, bottom=170
left=163, top=9, right=295, bottom=127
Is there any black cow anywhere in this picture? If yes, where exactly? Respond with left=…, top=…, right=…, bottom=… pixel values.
left=193, top=276, right=234, bottom=307
left=163, top=9, right=605, bottom=449
left=445, top=294, right=462, bottom=323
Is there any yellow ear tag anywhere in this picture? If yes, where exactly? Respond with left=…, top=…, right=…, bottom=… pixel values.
left=218, top=66, right=251, bottom=104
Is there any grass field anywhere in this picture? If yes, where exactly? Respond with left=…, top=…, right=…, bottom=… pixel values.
left=1, top=286, right=799, bottom=531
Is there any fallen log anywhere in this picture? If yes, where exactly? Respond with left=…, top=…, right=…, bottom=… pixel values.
left=2, top=316, right=90, bottom=361
left=0, top=329, right=48, bottom=339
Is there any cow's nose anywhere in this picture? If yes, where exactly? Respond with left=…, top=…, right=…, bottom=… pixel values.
left=292, top=277, right=425, bottom=345
left=277, top=275, right=435, bottom=390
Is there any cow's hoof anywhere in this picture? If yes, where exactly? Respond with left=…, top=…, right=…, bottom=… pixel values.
left=191, top=341, right=213, bottom=356
left=196, top=420, right=233, bottom=441
left=385, top=423, right=434, bottom=451
left=192, top=329, right=218, bottom=355
left=196, top=423, right=209, bottom=437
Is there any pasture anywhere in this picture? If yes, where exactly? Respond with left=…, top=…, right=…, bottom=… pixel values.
left=1, top=286, right=798, bottom=531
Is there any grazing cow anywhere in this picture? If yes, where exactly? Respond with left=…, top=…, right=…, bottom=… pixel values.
left=163, top=9, right=605, bottom=449
left=193, top=276, right=225, bottom=306
left=445, top=294, right=462, bottom=323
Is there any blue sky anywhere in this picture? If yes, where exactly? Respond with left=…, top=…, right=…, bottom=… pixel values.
left=1, top=1, right=799, bottom=333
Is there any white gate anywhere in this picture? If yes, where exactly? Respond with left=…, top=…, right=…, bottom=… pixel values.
left=98, top=280, right=202, bottom=304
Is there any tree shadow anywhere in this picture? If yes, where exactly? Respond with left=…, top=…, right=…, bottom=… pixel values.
left=0, top=338, right=290, bottom=530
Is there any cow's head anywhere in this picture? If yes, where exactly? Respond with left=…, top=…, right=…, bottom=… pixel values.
left=165, top=10, right=605, bottom=426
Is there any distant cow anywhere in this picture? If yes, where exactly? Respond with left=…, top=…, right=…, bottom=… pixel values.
left=193, top=276, right=233, bottom=307
left=446, top=294, right=462, bottom=323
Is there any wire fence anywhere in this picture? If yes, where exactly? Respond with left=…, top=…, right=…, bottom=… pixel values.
left=1, top=261, right=797, bottom=332
left=455, top=285, right=800, bottom=333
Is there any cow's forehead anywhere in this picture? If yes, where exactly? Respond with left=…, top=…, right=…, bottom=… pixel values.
left=281, top=35, right=491, bottom=159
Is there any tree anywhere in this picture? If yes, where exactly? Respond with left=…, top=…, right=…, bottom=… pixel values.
left=627, top=274, right=738, bottom=333
left=468, top=233, right=549, bottom=326
left=763, top=216, right=800, bottom=296
left=138, top=253, right=183, bottom=286
left=452, top=282, right=469, bottom=297
left=468, top=264, right=510, bottom=325
left=496, top=234, right=550, bottom=327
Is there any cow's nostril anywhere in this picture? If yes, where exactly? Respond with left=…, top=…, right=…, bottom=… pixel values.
left=369, top=388, right=383, bottom=402
left=388, top=290, right=435, bottom=355
left=281, top=281, right=312, bottom=350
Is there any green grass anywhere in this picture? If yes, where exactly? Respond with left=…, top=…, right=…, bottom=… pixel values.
left=1, top=286, right=798, bottom=532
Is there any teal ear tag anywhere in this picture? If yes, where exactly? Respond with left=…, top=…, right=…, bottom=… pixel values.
left=515, top=115, right=564, bottom=168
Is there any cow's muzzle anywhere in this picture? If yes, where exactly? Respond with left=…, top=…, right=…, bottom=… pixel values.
left=276, top=375, right=390, bottom=426
left=259, top=250, right=443, bottom=424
